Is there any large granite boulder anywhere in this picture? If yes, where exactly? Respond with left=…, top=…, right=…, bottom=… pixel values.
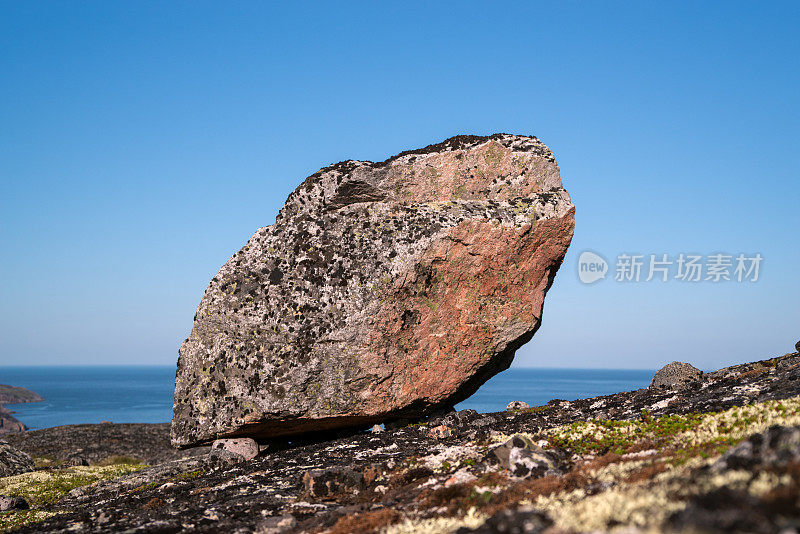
left=172, top=134, right=574, bottom=447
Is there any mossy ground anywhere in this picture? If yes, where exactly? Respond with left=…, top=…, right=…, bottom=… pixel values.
left=0, top=463, right=145, bottom=532
left=388, top=395, right=800, bottom=533
left=491, top=396, right=800, bottom=532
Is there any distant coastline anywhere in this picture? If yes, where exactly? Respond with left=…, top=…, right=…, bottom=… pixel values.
left=0, top=383, right=44, bottom=435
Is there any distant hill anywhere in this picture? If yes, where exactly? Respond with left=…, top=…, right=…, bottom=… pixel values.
left=0, top=384, right=44, bottom=405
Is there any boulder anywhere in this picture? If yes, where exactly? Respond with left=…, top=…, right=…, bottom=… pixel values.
left=172, top=134, right=575, bottom=447
left=0, top=441, right=34, bottom=477
left=506, top=400, right=530, bottom=411
left=491, top=435, right=561, bottom=478
left=65, top=456, right=89, bottom=467
left=650, top=362, right=702, bottom=390
left=0, top=495, right=29, bottom=511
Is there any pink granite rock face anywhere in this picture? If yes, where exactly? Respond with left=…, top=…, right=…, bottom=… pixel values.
left=211, top=438, right=259, bottom=460
left=172, top=134, right=575, bottom=447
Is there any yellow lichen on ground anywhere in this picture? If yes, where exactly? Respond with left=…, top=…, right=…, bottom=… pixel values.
left=521, top=396, right=800, bottom=532
left=535, top=395, right=800, bottom=456
left=381, top=508, right=486, bottom=534
left=678, top=397, right=800, bottom=446
left=0, top=510, right=59, bottom=533
left=533, top=459, right=694, bottom=531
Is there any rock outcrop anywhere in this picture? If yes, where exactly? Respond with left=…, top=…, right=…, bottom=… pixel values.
left=172, top=134, right=575, bottom=447
left=0, top=441, right=34, bottom=477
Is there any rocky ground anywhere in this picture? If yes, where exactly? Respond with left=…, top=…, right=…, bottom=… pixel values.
left=2, top=351, right=800, bottom=533
left=4, top=424, right=208, bottom=467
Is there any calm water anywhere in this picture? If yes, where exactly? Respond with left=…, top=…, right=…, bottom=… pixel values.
left=0, top=366, right=654, bottom=430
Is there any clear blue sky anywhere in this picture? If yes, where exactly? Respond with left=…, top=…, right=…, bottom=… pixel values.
left=1, top=2, right=798, bottom=370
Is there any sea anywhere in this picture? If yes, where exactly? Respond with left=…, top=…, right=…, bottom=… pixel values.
left=0, top=366, right=654, bottom=431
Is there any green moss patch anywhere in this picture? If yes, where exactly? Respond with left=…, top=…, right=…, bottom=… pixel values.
left=0, top=464, right=145, bottom=507
left=0, top=510, right=58, bottom=533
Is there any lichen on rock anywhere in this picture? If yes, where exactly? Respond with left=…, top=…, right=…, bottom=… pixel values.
left=171, top=134, right=575, bottom=447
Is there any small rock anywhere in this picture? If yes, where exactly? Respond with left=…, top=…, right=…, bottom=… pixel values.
left=650, top=362, right=702, bottom=389
left=0, top=495, right=29, bottom=511
left=370, top=424, right=384, bottom=434
left=429, top=409, right=481, bottom=431
left=65, top=456, right=89, bottom=467
left=0, top=442, right=34, bottom=477
left=67, top=487, right=87, bottom=499
left=506, top=401, right=530, bottom=411
left=255, top=514, right=298, bottom=534
left=303, top=467, right=364, bottom=499
left=211, top=438, right=259, bottom=460
left=428, top=425, right=453, bottom=439
left=491, top=435, right=560, bottom=478
left=445, top=468, right=477, bottom=487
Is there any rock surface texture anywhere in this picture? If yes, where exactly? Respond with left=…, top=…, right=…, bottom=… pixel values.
left=172, top=134, right=575, bottom=447
left=0, top=441, right=34, bottom=477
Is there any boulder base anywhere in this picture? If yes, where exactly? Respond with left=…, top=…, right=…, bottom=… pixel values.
left=172, top=134, right=574, bottom=447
